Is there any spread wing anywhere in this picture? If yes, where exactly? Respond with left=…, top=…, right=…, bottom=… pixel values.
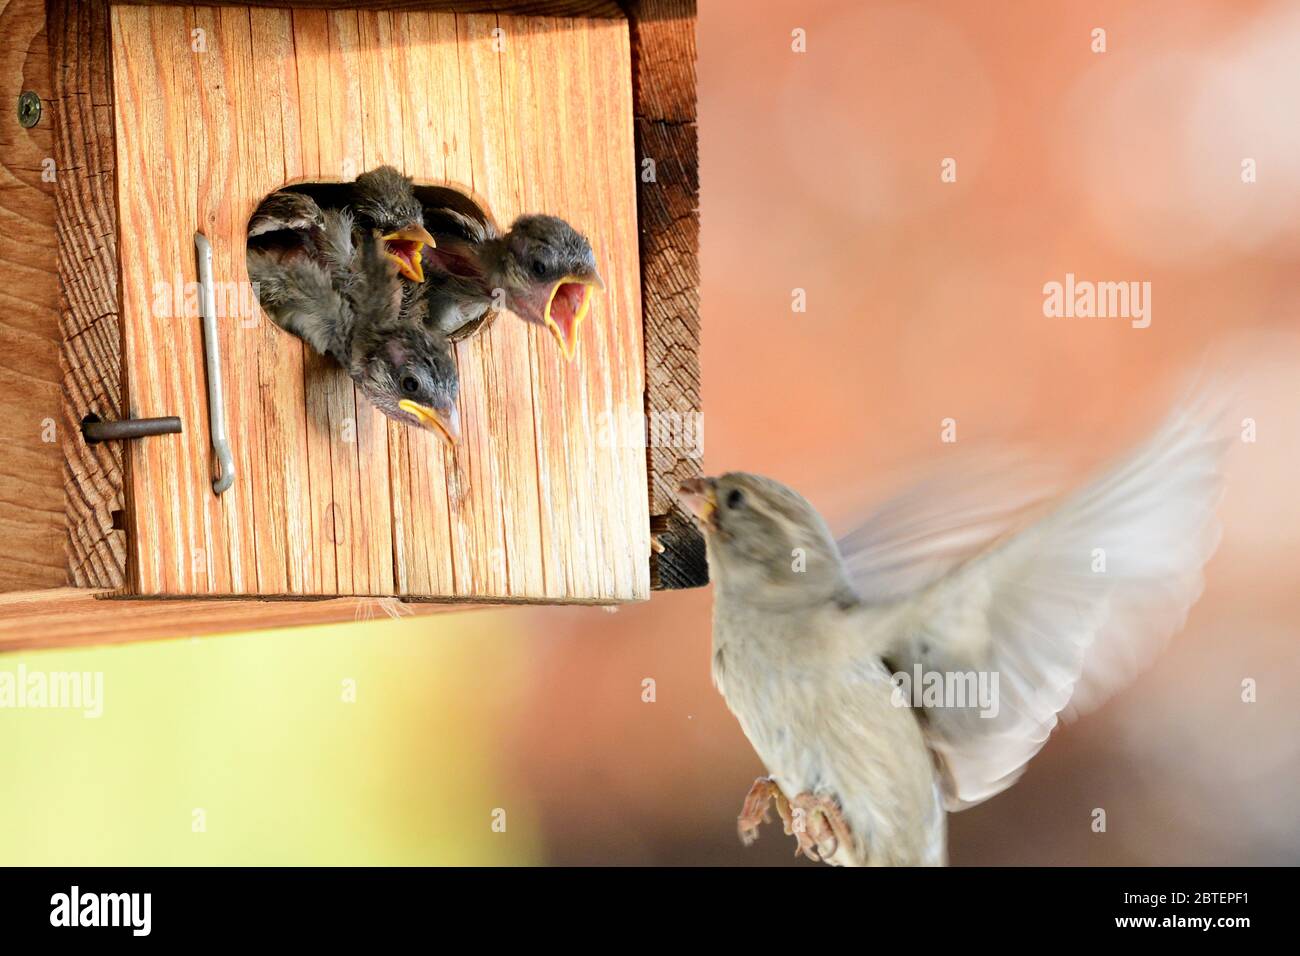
left=423, top=206, right=496, bottom=247
left=247, top=190, right=325, bottom=241
left=838, top=450, right=1059, bottom=602
left=842, top=394, right=1229, bottom=809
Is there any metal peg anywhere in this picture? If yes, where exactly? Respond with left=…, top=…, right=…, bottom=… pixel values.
left=195, top=233, right=235, bottom=495
left=82, top=414, right=182, bottom=444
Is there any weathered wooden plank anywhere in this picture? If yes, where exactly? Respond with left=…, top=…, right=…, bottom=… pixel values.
left=289, top=6, right=340, bottom=595
left=249, top=5, right=315, bottom=594
left=113, top=0, right=625, bottom=16
left=626, top=0, right=704, bottom=589
left=457, top=12, right=530, bottom=599
left=0, top=585, right=625, bottom=654
left=108, top=4, right=649, bottom=600
left=0, top=0, right=64, bottom=591
left=45, top=0, right=128, bottom=590
left=112, top=4, right=218, bottom=593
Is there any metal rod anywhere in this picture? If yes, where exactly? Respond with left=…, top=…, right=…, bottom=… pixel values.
left=195, top=232, right=235, bottom=495
left=82, top=415, right=182, bottom=444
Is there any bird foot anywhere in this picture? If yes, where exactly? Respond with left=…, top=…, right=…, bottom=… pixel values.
left=737, top=776, right=794, bottom=847
left=789, top=792, right=853, bottom=863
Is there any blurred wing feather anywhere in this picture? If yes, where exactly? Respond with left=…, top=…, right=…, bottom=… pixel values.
left=838, top=450, right=1058, bottom=602
left=844, top=396, right=1228, bottom=809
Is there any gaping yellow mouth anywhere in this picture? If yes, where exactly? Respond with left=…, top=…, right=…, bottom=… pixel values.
left=543, top=273, right=603, bottom=361
left=383, top=224, right=436, bottom=282
left=399, top=399, right=460, bottom=445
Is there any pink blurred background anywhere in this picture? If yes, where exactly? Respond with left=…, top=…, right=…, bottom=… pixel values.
left=498, top=0, right=1300, bottom=864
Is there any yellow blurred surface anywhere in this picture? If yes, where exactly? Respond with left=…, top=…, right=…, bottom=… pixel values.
left=1, top=613, right=541, bottom=865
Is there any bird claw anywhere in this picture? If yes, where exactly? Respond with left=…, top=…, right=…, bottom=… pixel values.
left=736, top=776, right=793, bottom=847
left=789, top=792, right=853, bottom=863
left=737, top=780, right=852, bottom=863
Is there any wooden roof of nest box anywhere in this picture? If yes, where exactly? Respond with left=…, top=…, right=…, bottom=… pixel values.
left=0, top=0, right=701, bottom=652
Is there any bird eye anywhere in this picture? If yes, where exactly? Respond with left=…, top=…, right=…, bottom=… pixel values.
left=401, top=375, right=420, bottom=395
left=531, top=259, right=547, bottom=279
left=726, top=489, right=744, bottom=510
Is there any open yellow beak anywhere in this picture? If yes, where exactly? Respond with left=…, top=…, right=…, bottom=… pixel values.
left=383, top=224, right=436, bottom=282
left=543, top=272, right=604, bottom=362
left=399, top=399, right=460, bottom=446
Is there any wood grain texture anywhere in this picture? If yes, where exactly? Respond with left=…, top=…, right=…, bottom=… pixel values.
left=0, top=585, right=613, bottom=653
left=0, top=0, right=65, bottom=591
left=117, top=0, right=624, bottom=15
left=46, top=0, right=129, bottom=589
left=110, top=5, right=650, bottom=601
left=627, top=0, right=705, bottom=589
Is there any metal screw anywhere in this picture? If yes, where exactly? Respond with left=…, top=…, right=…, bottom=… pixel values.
left=17, top=91, right=41, bottom=128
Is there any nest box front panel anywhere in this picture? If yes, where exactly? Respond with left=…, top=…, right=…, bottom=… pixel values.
left=109, top=5, right=649, bottom=601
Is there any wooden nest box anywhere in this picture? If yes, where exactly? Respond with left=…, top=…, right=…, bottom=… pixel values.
left=0, top=0, right=702, bottom=650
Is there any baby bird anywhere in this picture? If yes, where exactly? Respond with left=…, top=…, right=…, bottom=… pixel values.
left=253, top=165, right=437, bottom=283
left=417, top=207, right=603, bottom=360
left=247, top=198, right=459, bottom=443
left=681, top=396, right=1227, bottom=865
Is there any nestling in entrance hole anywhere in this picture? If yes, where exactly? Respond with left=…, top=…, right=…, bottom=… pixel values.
left=247, top=166, right=606, bottom=442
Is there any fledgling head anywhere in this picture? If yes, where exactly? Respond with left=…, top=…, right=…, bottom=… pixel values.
left=347, top=231, right=460, bottom=444
left=353, top=165, right=436, bottom=283
left=680, top=473, right=855, bottom=608
left=357, top=325, right=461, bottom=445
left=496, top=214, right=603, bottom=360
